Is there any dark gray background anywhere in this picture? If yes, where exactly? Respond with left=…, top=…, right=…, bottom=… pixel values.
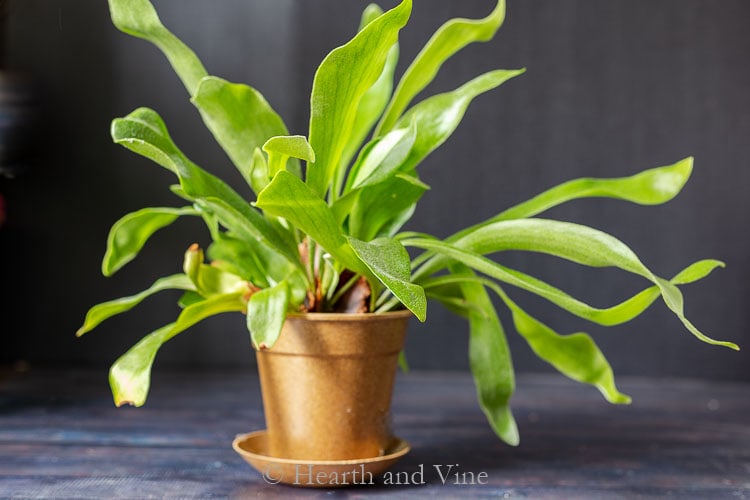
left=1, top=0, right=748, bottom=381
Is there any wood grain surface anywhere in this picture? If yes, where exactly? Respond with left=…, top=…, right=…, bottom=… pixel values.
left=0, top=368, right=748, bottom=498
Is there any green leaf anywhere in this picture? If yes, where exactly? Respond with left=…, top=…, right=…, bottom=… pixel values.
left=182, top=244, right=249, bottom=297
left=111, top=108, right=180, bottom=173
left=413, top=158, right=698, bottom=278
left=169, top=184, right=191, bottom=201
left=192, top=77, right=292, bottom=187
left=348, top=237, right=427, bottom=321
left=205, top=230, right=308, bottom=307
left=109, top=292, right=245, bottom=406
left=654, top=276, right=738, bottom=351
left=450, top=264, right=518, bottom=446
left=410, top=238, right=655, bottom=325
left=256, top=171, right=371, bottom=277
left=426, top=290, right=487, bottom=318
left=421, top=258, right=724, bottom=411
left=77, top=274, right=195, bottom=337
left=398, top=351, right=410, bottom=373
left=247, top=281, right=290, bottom=349
left=346, top=119, right=417, bottom=191
left=395, top=69, right=524, bottom=172
left=424, top=274, right=630, bottom=404
left=449, top=221, right=733, bottom=352
left=193, top=203, right=220, bottom=241
left=671, top=259, right=725, bottom=285
left=111, top=108, right=301, bottom=268
left=452, top=218, right=649, bottom=276
left=262, top=135, right=313, bottom=177
left=405, top=225, right=738, bottom=350
left=377, top=0, right=506, bottom=133
left=307, top=0, right=412, bottom=196
left=420, top=247, right=724, bottom=327
left=320, top=255, right=341, bottom=302
left=195, top=195, right=299, bottom=271
left=108, top=0, right=207, bottom=96
left=335, top=4, right=401, bottom=195
left=249, top=148, right=271, bottom=194
left=499, top=287, right=631, bottom=404
left=349, top=173, right=429, bottom=241
left=102, top=206, right=196, bottom=276
left=478, top=157, right=695, bottom=225
left=207, top=233, right=270, bottom=288
left=422, top=218, right=708, bottom=284
left=360, top=3, right=385, bottom=28
left=331, top=189, right=360, bottom=227
left=177, top=290, right=203, bottom=309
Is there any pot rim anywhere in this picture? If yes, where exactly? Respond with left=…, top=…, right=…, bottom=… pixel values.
left=285, top=309, right=413, bottom=322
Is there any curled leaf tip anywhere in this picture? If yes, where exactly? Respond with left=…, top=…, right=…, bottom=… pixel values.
left=710, top=339, right=739, bottom=351
left=611, top=393, right=632, bottom=405
left=504, top=429, right=520, bottom=447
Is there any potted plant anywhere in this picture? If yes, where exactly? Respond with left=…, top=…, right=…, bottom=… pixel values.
left=79, top=0, right=738, bottom=486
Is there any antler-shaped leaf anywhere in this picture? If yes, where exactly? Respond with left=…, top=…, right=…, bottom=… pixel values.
left=109, top=0, right=292, bottom=195
left=307, top=0, right=412, bottom=197
left=247, top=281, right=290, bottom=350
left=394, top=69, right=524, bottom=172
left=348, top=237, right=427, bottom=321
left=111, top=108, right=301, bottom=269
left=109, top=292, right=246, bottom=407
left=262, top=135, right=313, bottom=178
left=257, top=171, right=372, bottom=278
left=334, top=4, right=401, bottom=196
left=403, top=222, right=737, bottom=350
left=423, top=274, right=631, bottom=404
left=449, top=264, right=518, bottom=446
left=192, top=77, right=294, bottom=187
left=377, top=0, right=507, bottom=133
left=108, top=0, right=207, bottom=95
left=412, top=158, right=696, bottom=275
left=77, top=274, right=195, bottom=337
left=103, top=206, right=197, bottom=276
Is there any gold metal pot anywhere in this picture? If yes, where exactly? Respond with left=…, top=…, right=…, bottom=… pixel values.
left=256, top=310, right=410, bottom=461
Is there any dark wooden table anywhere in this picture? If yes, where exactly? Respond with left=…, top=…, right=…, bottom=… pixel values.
left=1, top=367, right=748, bottom=499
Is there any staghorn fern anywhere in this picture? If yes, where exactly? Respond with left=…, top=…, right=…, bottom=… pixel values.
left=78, top=0, right=737, bottom=445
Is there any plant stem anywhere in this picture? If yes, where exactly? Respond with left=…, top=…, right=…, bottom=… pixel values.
left=313, top=242, right=324, bottom=292
left=331, top=166, right=348, bottom=202
left=306, top=237, right=316, bottom=287
left=375, top=295, right=401, bottom=313
left=375, top=288, right=393, bottom=307
left=329, top=272, right=360, bottom=306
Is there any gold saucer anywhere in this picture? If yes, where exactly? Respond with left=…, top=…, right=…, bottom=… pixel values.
left=232, top=430, right=410, bottom=488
